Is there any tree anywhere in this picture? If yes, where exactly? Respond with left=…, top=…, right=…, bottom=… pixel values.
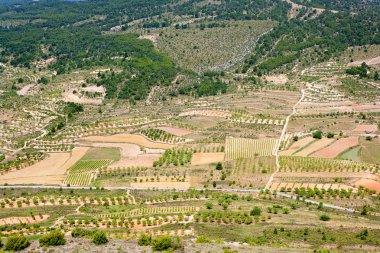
left=39, top=230, right=66, bottom=246
left=250, top=206, right=262, bottom=216
left=365, top=136, right=372, bottom=141
left=327, top=133, right=334, bottom=139
left=212, top=181, right=217, bottom=188
left=319, top=214, right=331, bottom=221
left=361, top=205, right=369, bottom=215
left=216, top=162, right=223, bottom=170
left=92, top=231, right=108, bottom=245
left=313, top=130, right=323, bottom=139
left=205, top=202, right=213, bottom=209
left=137, top=233, right=151, bottom=246
left=5, top=235, right=30, bottom=251
left=293, top=136, right=299, bottom=141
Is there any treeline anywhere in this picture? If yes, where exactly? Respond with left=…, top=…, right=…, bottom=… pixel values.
left=244, top=9, right=380, bottom=73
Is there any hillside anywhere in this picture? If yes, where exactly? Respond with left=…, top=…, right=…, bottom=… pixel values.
left=0, top=0, right=379, bottom=252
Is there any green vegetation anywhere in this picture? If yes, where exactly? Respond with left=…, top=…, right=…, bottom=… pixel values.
left=39, top=230, right=66, bottom=246
left=81, top=147, right=121, bottom=161
left=92, top=231, right=108, bottom=245
left=5, top=235, right=29, bottom=251
left=153, top=148, right=193, bottom=167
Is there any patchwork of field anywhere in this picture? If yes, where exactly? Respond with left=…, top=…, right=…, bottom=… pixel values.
left=292, top=138, right=334, bottom=157
left=280, top=137, right=315, bottom=156
left=0, top=147, right=88, bottom=185
left=311, top=136, right=359, bottom=159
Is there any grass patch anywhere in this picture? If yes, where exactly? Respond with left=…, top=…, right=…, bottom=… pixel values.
left=339, top=146, right=361, bottom=162
left=81, top=147, right=121, bottom=161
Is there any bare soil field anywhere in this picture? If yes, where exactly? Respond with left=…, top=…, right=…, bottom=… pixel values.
left=293, top=138, right=335, bottom=157
left=311, top=136, right=359, bottom=159
left=353, top=124, right=378, bottom=133
left=109, top=154, right=161, bottom=168
left=348, top=56, right=380, bottom=67
left=0, top=215, right=49, bottom=226
left=156, top=126, right=192, bottom=136
left=280, top=137, right=315, bottom=156
left=191, top=152, right=224, bottom=165
left=179, top=109, right=231, bottom=118
left=0, top=147, right=88, bottom=185
left=264, top=74, right=289, bottom=85
left=81, top=134, right=173, bottom=149
left=354, top=178, right=380, bottom=192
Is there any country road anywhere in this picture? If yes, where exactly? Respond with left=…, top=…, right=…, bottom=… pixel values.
left=265, top=89, right=305, bottom=190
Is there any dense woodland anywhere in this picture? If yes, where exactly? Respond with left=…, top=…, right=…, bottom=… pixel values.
left=0, top=0, right=379, bottom=98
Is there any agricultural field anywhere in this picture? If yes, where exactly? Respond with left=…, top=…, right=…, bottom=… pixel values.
left=0, top=0, right=379, bottom=252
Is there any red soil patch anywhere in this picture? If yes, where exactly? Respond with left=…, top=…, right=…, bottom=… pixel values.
left=353, top=124, right=378, bottom=133
left=310, top=136, right=359, bottom=159
left=355, top=178, right=380, bottom=192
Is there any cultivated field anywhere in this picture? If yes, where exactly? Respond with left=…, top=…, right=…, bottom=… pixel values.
left=225, top=137, right=277, bottom=160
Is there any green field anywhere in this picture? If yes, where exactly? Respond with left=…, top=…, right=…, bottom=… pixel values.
left=81, top=147, right=121, bottom=161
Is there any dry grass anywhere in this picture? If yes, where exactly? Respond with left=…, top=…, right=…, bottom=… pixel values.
left=81, top=134, right=173, bottom=149
left=191, top=152, right=224, bottom=165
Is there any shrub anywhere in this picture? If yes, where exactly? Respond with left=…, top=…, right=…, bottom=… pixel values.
left=152, top=235, right=182, bottom=251
left=5, top=235, right=30, bottom=251
left=250, top=206, right=262, bottom=216
left=92, top=231, right=108, bottom=245
left=39, top=230, right=66, bottom=246
left=313, top=131, right=323, bottom=139
left=137, top=233, right=151, bottom=246
left=205, top=202, right=213, bottom=209
left=319, top=214, right=331, bottom=221
left=195, top=236, right=212, bottom=243
left=71, top=228, right=95, bottom=238
left=327, top=133, right=334, bottom=139
left=366, top=136, right=372, bottom=141
left=293, top=136, right=299, bottom=141
left=216, top=162, right=223, bottom=170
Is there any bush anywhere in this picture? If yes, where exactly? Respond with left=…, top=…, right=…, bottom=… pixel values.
left=5, top=235, right=30, bottom=251
left=293, top=136, right=299, bottom=141
left=313, top=131, right=323, bottom=139
left=92, top=231, right=108, bottom=245
left=205, top=202, right=213, bottom=209
left=366, top=136, right=372, bottom=141
left=71, top=228, right=95, bottom=238
left=39, top=230, right=66, bottom=246
left=137, top=233, right=151, bottom=246
left=195, top=236, right=212, bottom=243
left=319, top=214, right=331, bottom=221
left=152, top=235, right=182, bottom=251
left=250, top=206, right=262, bottom=216
left=216, top=162, right=223, bottom=170
left=327, top=133, right=334, bottom=139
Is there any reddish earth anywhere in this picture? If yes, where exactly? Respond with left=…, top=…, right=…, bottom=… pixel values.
left=311, top=136, right=359, bottom=159
left=353, top=124, right=378, bottom=133
left=355, top=178, right=380, bottom=192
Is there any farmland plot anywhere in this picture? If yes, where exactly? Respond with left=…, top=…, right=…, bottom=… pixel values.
left=225, top=137, right=277, bottom=160
left=293, top=138, right=335, bottom=157
left=311, top=136, right=359, bottom=159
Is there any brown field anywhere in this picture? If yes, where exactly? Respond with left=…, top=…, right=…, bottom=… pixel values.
left=81, top=134, right=173, bottom=149
left=109, top=154, right=161, bottom=168
left=0, top=147, right=88, bottom=185
left=156, top=126, right=192, bottom=136
left=355, top=178, right=380, bottom=192
left=280, top=137, right=315, bottom=156
left=0, top=215, right=49, bottom=226
left=353, top=124, right=378, bottom=133
left=179, top=109, right=231, bottom=118
left=311, top=136, right=359, bottom=159
left=348, top=56, right=380, bottom=67
left=191, top=152, right=225, bottom=165
left=293, top=138, right=335, bottom=157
